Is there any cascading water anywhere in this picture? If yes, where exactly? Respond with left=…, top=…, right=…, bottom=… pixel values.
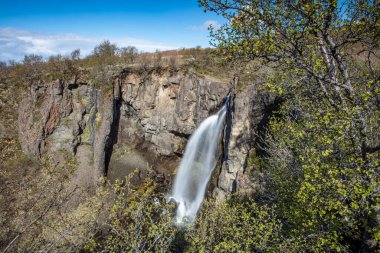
left=170, top=97, right=229, bottom=224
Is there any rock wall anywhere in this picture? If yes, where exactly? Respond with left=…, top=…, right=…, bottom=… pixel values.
left=213, top=82, right=273, bottom=199
left=17, top=67, right=272, bottom=197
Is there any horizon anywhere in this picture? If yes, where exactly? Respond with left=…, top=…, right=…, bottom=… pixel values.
left=0, top=0, right=225, bottom=62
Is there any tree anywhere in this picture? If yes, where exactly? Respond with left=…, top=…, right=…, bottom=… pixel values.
left=200, top=0, right=379, bottom=116
left=0, top=61, right=7, bottom=83
left=118, top=46, right=138, bottom=63
left=70, top=49, right=80, bottom=61
left=200, top=0, right=380, bottom=251
left=45, top=53, right=80, bottom=82
left=22, top=54, right=44, bottom=83
left=118, top=46, right=138, bottom=55
left=92, top=40, right=118, bottom=57
left=23, top=54, right=43, bottom=66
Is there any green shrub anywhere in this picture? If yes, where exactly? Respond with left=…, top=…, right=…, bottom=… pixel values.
left=186, top=197, right=282, bottom=253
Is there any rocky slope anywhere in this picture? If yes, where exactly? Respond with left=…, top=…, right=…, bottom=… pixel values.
left=17, top=67, right=273, bottom=197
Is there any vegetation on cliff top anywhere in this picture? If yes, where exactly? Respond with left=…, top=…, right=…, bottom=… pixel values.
left=0, top=42, right=240, bottom=88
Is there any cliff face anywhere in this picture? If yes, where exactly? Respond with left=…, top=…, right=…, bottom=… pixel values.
left=18, top=67, right=272, bottom=196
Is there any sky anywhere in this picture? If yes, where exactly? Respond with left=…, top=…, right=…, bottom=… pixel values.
left=0, top=0, right=225, bottom=61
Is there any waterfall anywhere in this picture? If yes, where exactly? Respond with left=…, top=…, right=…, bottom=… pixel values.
left=170, top=97, right=229, bottom=224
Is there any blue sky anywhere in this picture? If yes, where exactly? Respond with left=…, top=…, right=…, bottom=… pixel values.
left=0, top=0, right=225, bottom=61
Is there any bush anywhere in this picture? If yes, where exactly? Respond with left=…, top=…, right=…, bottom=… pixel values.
left=86, top=175, right=178, bottom=252
left=186, top=198, right=282, bottom=252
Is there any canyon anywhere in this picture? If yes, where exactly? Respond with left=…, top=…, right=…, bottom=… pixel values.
left=17, top=66, right=273, bottom=199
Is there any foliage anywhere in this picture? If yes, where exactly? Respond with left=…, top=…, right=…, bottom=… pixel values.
left=186, top=197, right=282, bottom=253
left=21, top=54, right=45, bottom=83
left=70, top=49, right=81, bottom=61
left=45, top=53, right=81, bottom=82
left=263, top=82, right=379, bottom=251
left=118, top=45, right=139, bottom=64
left=92, top=40, right=118, bottom=58
left=201, top=0, right=380, bottom=251
left=87, top=175, right=178, bottom=252
left=1, top=156, right=177, bottom=252
left=1, top=155, right=78, bottom=252
left=1, top=1, right=379, bottom=251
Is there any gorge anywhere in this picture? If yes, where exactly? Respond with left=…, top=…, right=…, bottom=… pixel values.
left=0, top=65, right=277, bottom=251
left=1, top=1, right=379, bottom=251
left=16, top=66, right=273, bottom=201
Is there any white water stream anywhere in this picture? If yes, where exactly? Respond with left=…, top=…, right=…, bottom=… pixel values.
left=170, top=100, right=228, bottom=224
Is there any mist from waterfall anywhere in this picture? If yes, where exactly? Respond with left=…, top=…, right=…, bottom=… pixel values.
left=171, top=99, right=228, bottom=224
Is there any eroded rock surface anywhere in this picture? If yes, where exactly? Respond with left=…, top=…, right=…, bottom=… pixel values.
left=213, top=83, right=273, bottom=199
left=17, top=67, right=272, bottom=197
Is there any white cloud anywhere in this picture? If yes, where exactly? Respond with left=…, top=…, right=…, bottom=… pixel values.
left=113, top=37, right=176, bottom=52
left=202, top=20, right=221, bottom=29
left=190, top=20, right=221, bottom=31
left=0, top=27, right=178, bottom=61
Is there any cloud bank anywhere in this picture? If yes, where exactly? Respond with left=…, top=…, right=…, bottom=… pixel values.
left=190, top=20, right=221, bottom=31
left=0, top=28, right=178, bottom=61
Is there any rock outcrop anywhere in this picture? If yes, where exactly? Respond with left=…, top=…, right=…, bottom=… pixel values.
left=213, top=82, right=273, bottom=199
left=17, top=67, right=272, bottom=197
